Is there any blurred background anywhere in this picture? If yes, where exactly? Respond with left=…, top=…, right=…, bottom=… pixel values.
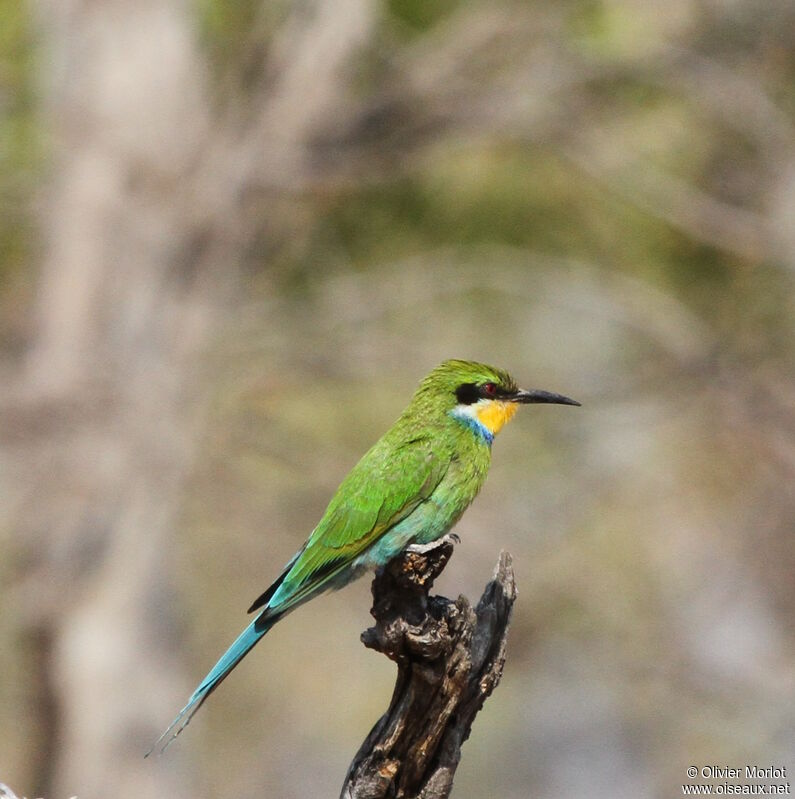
left=0, top=1, right=793, bottom=798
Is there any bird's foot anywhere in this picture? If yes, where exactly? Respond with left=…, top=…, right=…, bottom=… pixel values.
left=407, top=533, right=460, bottom=555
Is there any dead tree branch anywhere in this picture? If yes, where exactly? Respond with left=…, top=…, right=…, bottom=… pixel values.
left=341, top=539, right=517, bottom=799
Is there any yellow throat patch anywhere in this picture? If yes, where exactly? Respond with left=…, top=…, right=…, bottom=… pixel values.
left=476, top=400, right=518, bottom=435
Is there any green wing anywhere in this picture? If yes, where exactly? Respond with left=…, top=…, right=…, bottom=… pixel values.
left=253, top=436, right=447, bottom=617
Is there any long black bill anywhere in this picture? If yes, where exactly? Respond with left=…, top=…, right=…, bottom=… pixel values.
left=512, top=389, right=581, bottom=406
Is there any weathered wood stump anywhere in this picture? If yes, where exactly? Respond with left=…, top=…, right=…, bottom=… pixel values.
left=341, top=538, right=517, bottom=799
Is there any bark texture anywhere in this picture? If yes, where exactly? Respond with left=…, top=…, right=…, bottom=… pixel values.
left=341, top=540, right=517, bottom=799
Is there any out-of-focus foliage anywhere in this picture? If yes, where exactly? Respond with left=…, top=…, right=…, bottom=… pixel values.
left=0, top=1, right=793, bottom=799
left=0, top=0, right=38, bottom=347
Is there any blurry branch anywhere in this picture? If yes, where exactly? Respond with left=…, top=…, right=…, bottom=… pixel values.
left=314, top=247, right=715, bottom=362
left=223, top=0, right=376, bottom=197
left=280, top=8, right=795, bottom=270
left=21, top=0, right=377, bottom=394
left=562, top=133, right=790, bottom=266
left=341, top=539, right=516, bottom=799
left=651, top=48, right=795, bottom=155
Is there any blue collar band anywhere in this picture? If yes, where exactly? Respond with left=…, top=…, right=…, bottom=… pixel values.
left=450, top=409, right=493, bottom=445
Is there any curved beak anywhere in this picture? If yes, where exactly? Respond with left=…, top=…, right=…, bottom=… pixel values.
left=511, top=388, right=581, bottom=407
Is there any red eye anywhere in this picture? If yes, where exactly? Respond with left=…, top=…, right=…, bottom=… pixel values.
left=483, top=382, right=497, bottom=396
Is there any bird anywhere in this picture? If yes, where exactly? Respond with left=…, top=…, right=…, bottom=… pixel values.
left=148, top=359, right=579, bottom=754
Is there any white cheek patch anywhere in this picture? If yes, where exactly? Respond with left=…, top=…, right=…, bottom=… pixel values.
left=452, top=400, right=488, bottom=422
left=453, top=400, right=491, bottom=419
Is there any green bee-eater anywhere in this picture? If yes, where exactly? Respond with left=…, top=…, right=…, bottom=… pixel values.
left=150, top=359, right=579, bottom=753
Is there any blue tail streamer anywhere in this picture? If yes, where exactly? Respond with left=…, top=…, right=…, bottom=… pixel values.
left=146, top=615, right=273, bottom=756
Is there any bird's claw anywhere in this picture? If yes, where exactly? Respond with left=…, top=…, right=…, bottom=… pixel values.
left=407, top=533, right=460, bottom=555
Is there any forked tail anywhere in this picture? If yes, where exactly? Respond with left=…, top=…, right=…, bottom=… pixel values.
left=146, top=614, right=275, bottom=756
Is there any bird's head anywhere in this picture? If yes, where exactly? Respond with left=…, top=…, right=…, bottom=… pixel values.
left=412, top=359, right=580, bottom=442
